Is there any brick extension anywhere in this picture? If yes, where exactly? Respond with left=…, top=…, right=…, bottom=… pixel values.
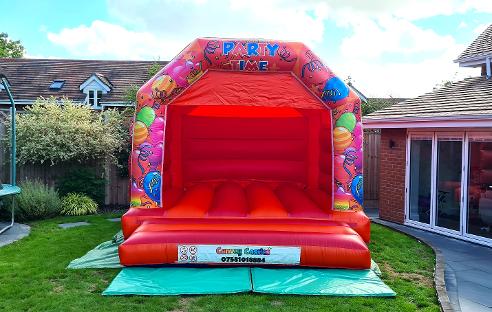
left=378, top=128, right=406, bottom=224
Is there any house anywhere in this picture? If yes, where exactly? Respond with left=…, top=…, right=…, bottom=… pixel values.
left=0, top=59, right=167, bottom=110
left=363, top=25, right=492, bottom=247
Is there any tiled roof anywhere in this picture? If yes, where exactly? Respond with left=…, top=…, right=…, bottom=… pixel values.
left=364, top=76, right=492, bottom=120
left=456, top=24, right=492, bottom=62
left=367, top=97, right=408, bottom=105
left=0, top=58, right=168, bottom=104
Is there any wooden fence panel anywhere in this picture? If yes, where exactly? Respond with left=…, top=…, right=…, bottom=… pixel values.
left=14, top=161, right=129, bottom=208
left=363, top=129, right=380, bottom=208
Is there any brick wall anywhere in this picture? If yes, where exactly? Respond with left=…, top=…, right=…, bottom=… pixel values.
left=379, top=128, right=406, bottom=223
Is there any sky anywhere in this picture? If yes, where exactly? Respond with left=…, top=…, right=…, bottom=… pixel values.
left=1, top=0, right=491, bottom=98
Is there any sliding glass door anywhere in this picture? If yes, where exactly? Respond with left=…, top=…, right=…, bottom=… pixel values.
left=408, top=136, right=432, bottom=224
left=435, top=136, right=463, bottom=232
left=407, top=131, right=492, bottom=246
left=466, top=135, right=492, bottom=240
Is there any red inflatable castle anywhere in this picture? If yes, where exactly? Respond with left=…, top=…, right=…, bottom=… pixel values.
left=119, top=38, right=370, bottom=269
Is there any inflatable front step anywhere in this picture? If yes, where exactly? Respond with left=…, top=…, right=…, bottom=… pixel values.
left=121, top=182, right=371, bottom=243
left=119, top=220, right=371, bottom=269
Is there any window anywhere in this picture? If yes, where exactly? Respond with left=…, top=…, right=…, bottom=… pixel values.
left=87, top=90, right=103, bottom=107
left=406, top=131, right=492, bottom=246
left=467, top=136, right=492, bottom=239
left=435, top=137, right=462, bottom=231
left=49, top=80, right=65, bottom=90
left=408, top=136, right=432, bottom=224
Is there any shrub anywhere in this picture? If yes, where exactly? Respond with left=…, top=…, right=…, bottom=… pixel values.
left=4, top=97, right=131, bottom=166
left=13, top=180, right=61, bottom=221
left=57, top=167, right=106, bottom=207
left=61, top=193, right=98, bottom=216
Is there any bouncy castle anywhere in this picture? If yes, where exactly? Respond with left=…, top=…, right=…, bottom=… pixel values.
left=119, top=38, right=370, bottom=269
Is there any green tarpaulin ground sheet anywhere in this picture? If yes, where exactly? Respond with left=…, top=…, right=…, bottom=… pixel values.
left=68, top=232, right=394, bottom=297
left=252, top=267, right=395, bottom=297
left=103, top=267, right=252, bottom=296
left=103, top=266, right=394, bottom=297
left=67, top=231, right=123, bottom=269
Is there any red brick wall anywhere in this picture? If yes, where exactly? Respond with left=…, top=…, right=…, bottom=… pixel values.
left=379, top=128, right=406, bottom=223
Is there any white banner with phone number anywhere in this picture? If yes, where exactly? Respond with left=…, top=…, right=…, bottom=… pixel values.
left=177, top=245, right=300, bottom=265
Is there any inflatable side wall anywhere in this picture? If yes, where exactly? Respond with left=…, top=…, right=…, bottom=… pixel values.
left=130, top=38, right=363, bottom=211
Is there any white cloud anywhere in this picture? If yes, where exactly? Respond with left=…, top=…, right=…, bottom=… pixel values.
left=45, top=0, right=489, bottom=97
left=333, top=51, right=477, bottom=98
left=330, top=13, right=478, bottom=97
left=47, top=20, right=183, bottom=60
left=107, top=0, right=328, bottom=47
left=473, top=23, right=489, bottom=35
left=319, top=0, right=492, bottom=21
left=339, top=16, right=457, bottom=59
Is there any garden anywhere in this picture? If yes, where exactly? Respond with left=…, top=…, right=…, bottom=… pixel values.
left=0, top=215, right=440, bottom=311
left=1, top=96, right=132, bottom=221
left=0, top=89, right=440, bottom=311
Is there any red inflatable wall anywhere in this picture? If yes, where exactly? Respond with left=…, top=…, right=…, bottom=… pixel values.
left=130, top=38, right=363, bottom=211
left=121, top=38, right=370, bottom=269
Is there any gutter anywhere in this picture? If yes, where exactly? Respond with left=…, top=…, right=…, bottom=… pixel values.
left=0, top=99, right=133, bottom=108
left=454, top=53, right=492, bottom=64
left=363, top=115, right=492, bottom=129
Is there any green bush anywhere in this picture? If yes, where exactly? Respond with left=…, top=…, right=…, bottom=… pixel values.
left=13, top=180, right=61, bottom=221
left=5, top=97, right=130, bottom=166
left=57, top=167, right=106, bottom=207
left=61, top=193, right=98, bottom=216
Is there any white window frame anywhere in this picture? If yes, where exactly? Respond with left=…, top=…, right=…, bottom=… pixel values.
left=462, top=132, right=492, bottom=244
left=433, top=132, right=465, bottom=236
left=85, top=89, right=102, bottom=108
left=405, top=132, right=434, bottom=228
left=405, top=130, right=492, bottom=247
left=80, top=74, right=111, bottom=109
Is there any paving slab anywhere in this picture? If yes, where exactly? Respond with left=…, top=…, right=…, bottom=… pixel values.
left=364, top=208, right=379, bottom=219
left=457, top=269, right=492, bottom=289
left=58, top=221, right=90, bottom=229
left=447, top=260, right=477, bottom=272
left=457, top=280, right=492, bottom=308
left=0, top=223, right=30, bottom=247
left=459, top=298, right=491, bottom=312
left=373, top=218, right=492, bottom=312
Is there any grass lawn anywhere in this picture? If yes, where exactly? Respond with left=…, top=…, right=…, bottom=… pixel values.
left=0, top=214, right=440, bottom=312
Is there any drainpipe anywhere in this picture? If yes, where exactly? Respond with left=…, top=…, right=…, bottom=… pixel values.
left=486, top=56, right=491, bottom=79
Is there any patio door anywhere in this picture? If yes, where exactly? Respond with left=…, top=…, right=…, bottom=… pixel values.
left=434, top=134, right=464, bottom=233
left=464, top=133, right=492, bottom=241
left=406, top=131, right=492, bottom=246
left=406, top=133, right=464, bottom=234
left=407, top=134, right=433, bottom=225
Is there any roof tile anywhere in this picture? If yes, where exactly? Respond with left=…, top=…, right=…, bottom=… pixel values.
left=0, top=58, right=168, bottom=103
left=456, top=24, right=492, bottom=62
left=364, top=76, right=492, bottom=120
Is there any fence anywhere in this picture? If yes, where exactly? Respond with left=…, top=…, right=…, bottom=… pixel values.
left=363, top=129, right=381, bottom=208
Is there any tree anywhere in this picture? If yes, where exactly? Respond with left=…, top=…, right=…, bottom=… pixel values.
left=433, top=79, right=453, bottom=91
left=0, top=32, right=24, bottom=58
left=361, top=98, right=396, bottom=116
left=124, top=61, right=162, bottom=104
left=5, top=97, right=131, bottom=165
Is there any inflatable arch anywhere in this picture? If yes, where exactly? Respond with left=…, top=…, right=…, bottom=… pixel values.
left=120, top=38, right=370, bottom=269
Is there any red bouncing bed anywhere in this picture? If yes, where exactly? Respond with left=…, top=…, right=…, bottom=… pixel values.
left=120, top=38, right=370, bottom=269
